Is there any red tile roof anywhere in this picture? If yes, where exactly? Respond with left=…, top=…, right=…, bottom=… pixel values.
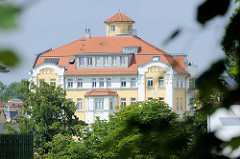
left=85, top=89, right=117, bottom=96
left=34, top=36, right=189, bottom=75
left=104, top=12, right=135, bottom=23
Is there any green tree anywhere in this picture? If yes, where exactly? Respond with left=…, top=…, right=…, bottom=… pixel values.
left=19, top=80, right=85, bottom=157
left=47, top=100, right=207, bottom=159
left=5, top=124, right=17, bottom=134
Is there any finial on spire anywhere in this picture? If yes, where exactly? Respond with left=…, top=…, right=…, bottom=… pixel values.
left=119, top=9, right=120, bottom=12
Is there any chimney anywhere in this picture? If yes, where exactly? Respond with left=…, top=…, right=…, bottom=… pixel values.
left=85, top=28, right=91, bottom=39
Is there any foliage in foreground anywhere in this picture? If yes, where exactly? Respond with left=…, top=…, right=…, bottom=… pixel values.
left=47, top=100, right=207, bottom=159
left=19, top=80, right=85, bottom=157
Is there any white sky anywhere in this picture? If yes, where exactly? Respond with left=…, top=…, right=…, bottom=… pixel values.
left=0, top=0, right=233, bottom=85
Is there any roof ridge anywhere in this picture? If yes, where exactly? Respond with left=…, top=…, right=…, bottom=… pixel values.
left=41, top=38, right=84, bottom=56
left=133, top=37, right=170, bottom=55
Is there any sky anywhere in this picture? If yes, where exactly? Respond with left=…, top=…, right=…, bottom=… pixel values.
left=0, top=0, right=233, bottom=85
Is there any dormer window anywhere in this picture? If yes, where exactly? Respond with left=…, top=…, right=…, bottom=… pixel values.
left=69, top=59, right=75, bottom=64
left=88, top=57, right=92, bottom=66
left=110, top=25, right=115, bottom=32
left=95, top=57, right=101, bottom=66
left=79, top=57, right=84, bottom=66
left=123, top=47, right=140, bottom=53
left=128, top=25, right=131, bottom=33
left=152, top=56, right=160, bottom=61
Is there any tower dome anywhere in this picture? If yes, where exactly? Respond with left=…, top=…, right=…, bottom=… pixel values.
left=104, top=12, right=135, bottom=37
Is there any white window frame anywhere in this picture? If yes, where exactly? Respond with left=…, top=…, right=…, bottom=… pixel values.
left=104, top=57, right=109, bottom=66
left=92, top=78, right=97, bottom=88
left=99, top=78, right=104, bottom=88
left=148, top=77, right=153, bottom=88
left=176, top=98, right=179, bottom=111
left=87, top=57, right=92, bottom=66
left=121, top=98, right=126, bottom=107
left=95, top=98, right=104, bottom=110
left=107, top=78, right=111, bottom=88
left=77, top=78, right=83, bottom=88
left=159, top=77, right=164, bottom=88
left=79, top=57, right=84, bottom=66
left=130, top=78, right=136, bottom=87
left=110, top=25, right=115, bottom=32
left=148, top=97, right=153, bottom=102
left=68, top=78, right=73, bottom=88
left=120, top=56, right=125, bottom=65
left=50, top=79, right=56, bottom=86
left=40, top=79, right=45, bottom=87
left=128, top=25, right=131, bottom=33
left=77, top=98, right=83, bottom=111
left=95, top=57, right=101, bottom=66
left=159, top=97, right=164, bottom=101
left=121, top=77, right=126, bottom=88
left=112, top=56, right=117, bottom=66
left=131, top=98, right=136, bottom=105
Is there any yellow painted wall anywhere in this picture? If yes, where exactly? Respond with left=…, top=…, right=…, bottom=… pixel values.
left=37, top=68, right=58, bottom=86
left=114, top=89, right=138, bottom=108
left=174, top=89, right=186, bottom=112
left=145, top=66, right=166, bottom=102
left=106, top=22, right=133, bottom=37
left=66, top=90, right=88, bottom=121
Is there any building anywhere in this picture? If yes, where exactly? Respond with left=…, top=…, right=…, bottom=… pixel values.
left=29, top=12, right=198, bottom=124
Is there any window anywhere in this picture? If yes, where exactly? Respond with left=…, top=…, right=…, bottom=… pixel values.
left=159, top=97, right=164, bottom=101
left=148, top=77, right=153, bottom=88
left=120, top=56, right=125, bottom=65
left=131, top=98, right=136, bottom=105
left=77, top=78, right=83, bottom=88
left=95, top=57, right=101, bottom=66
left=107, top=78, right=111, bottom=88
left=50, top=79, right=56, bottom=86
left=77, top=98, right=83, bottom=111
left=180, top=98, right=183, bottom=110
left=50, top=70, right=53, bottom=74
left=68, top=79, right=73, bottom=88
left=121, top=98, right=126, bottom=107
left=110, top=25, right=115, bottom=32
left=176, top=98, right=179, bottom=111
left=68, top=98, right=73, bottom=102
left=46, top=70, right=49, bottom=74
left=152, top=56, right=160, bottom=61
left=130, top=78, right=136, bottom=87
left=148, top=97, right=153, bottom=102
left=79, top=57, right=84, bottom=66
left=100, top=78, right=104, bottom=88
left=112, top=57, right=117, bottom=66
left=159, top=77, right=164, bottom=88
left=95, top=98, right=104, bottom=110
left=42, top=70, right=45, bottom=74
left=92, top=78, right=97, bottom=88
left=121, top=77, right=126, bottom=88
left=40, top=79, right=45, bottom=87
left=190, top=98, right=195, bottom=112
left=104, top=57, right=109, bottom=66
left=87, top=57, right=92, bottom=66
left=189, top=78, right=195, bottom=89
left=128, top=25, right=131, bottom=33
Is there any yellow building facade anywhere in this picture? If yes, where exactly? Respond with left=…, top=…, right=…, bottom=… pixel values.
left=30, top=12, right=198, bottom=123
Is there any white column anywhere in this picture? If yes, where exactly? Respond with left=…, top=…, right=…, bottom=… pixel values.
left=166, top=74, right=174, bottom=108
left=138, top=74, right=145, bottom=101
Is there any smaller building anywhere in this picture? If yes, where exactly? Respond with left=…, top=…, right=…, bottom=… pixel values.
left=7, top=98, right=23, bottom=107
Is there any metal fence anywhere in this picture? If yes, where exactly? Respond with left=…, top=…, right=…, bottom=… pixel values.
left=0, top=134, right=33, bottom=159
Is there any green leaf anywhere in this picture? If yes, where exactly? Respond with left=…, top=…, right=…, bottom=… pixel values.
left=197, top=0, right=230, bottom=25
left=224, top=136, right=240, bottom=152
left=0, top=50, right=19, bottom=66
left=0, top=4, right=20, bottom=29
